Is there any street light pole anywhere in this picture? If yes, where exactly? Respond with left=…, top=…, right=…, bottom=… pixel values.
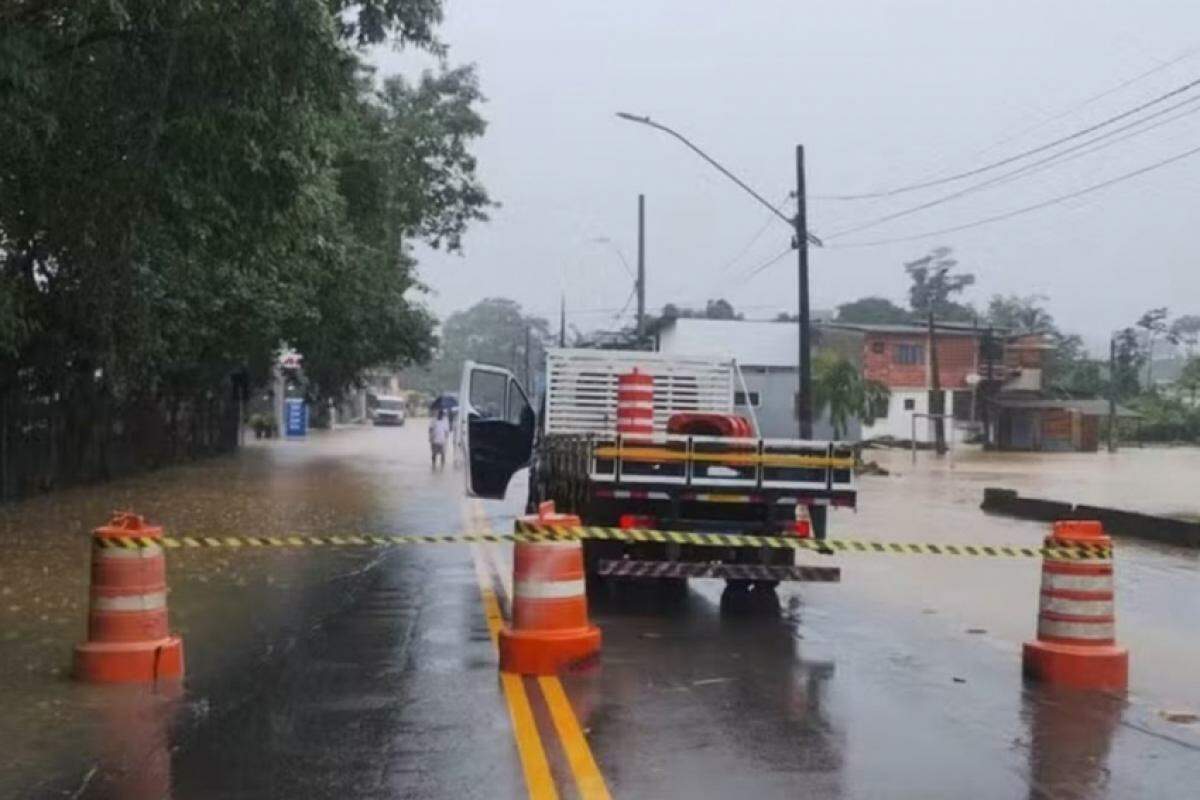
left=615, top=112, right=822, bottom=437
left=637, top=194, right=646, bottom=338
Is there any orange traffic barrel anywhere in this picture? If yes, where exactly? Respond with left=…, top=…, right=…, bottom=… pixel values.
left=617, top=368, right=655, bottom=439
left=500, top=501, right=601, bottom=675
left=74, top=513, right=185, bottom=683
left=1022, top=520, right=1127, bottom=691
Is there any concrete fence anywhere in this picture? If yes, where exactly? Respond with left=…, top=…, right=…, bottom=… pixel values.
left=981, top=487, right=1200, bottom=548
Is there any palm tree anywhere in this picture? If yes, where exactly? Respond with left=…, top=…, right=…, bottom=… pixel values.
left=812, top=352, right=889, bottom=439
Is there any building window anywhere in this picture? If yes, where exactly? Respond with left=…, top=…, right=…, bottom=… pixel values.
left=870, top=340, right=885, bottom=354
left=869, top=394, right=890, bottom=420
left=734, top=391, right=761, bottom=408
left=903, top=397, right=916, bottom=411
left=894, top=343, right=924, bottom=365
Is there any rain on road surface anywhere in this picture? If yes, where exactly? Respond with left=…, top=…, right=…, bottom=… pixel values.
left=2, top=425, right=1198, bottom=798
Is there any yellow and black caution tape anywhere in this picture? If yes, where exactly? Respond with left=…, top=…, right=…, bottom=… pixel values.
left=91, top=526, right=1112, bottom=561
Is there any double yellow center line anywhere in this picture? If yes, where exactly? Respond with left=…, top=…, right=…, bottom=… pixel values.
left=466, top=502, right=611, bottom=800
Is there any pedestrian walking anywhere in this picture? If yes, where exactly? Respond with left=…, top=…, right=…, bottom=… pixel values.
left=429, top=409, right=450, bottom=470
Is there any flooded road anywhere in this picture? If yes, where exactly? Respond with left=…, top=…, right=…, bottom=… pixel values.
left=1, top=427, right=1198, bottom=798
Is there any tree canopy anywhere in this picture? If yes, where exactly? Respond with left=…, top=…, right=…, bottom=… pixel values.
left=0, top=0, right=491, bottom=410
left=904, top=246, right=976, bottom=321
left=403, top=298, right=551, bottom=394
left=660, top=299, right=742, bottom=321
left=831, top=246, right=975, bottom=327
left=835, top=296, right=912, bottom=325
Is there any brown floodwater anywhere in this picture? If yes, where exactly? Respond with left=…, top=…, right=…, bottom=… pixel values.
left=1, top=429, right=1197, bottom=798
left=0, top=426, right=459, bottom=797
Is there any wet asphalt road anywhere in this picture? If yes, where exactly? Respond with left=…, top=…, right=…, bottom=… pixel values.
left=2, top=426, right=1199, bottom=798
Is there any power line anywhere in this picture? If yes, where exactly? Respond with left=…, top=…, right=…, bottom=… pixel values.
left=815, top=73, right=1200, bottom=200
left=827, top=92, right=1200, bottom=239
left=970, top=46, right=1200, bottom=159
left=611, top=287, right=637, bottom=324
left=588, top=237, right=635, bottom=279
left=715, top=208, right=781, bottom=273
left=827, top=140, right=1200, bottom=249
left=690, top=193, right=793, bottom=300
left=739, top=246, right=795, bottom=281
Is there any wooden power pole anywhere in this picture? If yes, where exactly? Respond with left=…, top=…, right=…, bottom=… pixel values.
left=928, top=312, right=946, bottom=455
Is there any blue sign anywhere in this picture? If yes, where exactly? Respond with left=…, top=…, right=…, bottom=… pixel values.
left=284, top=398, right=308, bottom=437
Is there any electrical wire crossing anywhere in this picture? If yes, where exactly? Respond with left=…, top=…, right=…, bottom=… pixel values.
left=827, top=140, right=1200, bottom=248
left=826, top=91, right=1200, bottom=240
left=817, top=73, right=1200, bottom=200
left=739, top=246, right=796, bottom=282
left=970, top=45, right=1200, bottom=160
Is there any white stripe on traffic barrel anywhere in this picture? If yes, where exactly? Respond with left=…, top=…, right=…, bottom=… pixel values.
left=514, top=579, right=587, bottom=600
left=1038, top=619, right=1115, bottom=641
left=1038, top=596, right=1115, bottom=617
left=1040, top=572, right=1111, bottom=592
left=90, top=591, right=168, bottom=612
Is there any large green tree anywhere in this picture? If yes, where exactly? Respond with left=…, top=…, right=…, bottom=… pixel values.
left=1170, top=315, right=1200, bottom=356
left=985, top=294, right=1098, bottom=395
left=1112, top=327, right=1145, bottom=399
left=405, top=299, right=551, bottom=394
left=1136, top=307, right=1174, bottom=388
left=0, top=0, right=490, bottom=489
left=834, top=296, right=912, bottom=324
left=904, top=246, right=976, bottom=322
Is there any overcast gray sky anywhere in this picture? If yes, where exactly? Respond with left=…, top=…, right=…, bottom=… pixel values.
left=372, top=1, right=1200, bottom=354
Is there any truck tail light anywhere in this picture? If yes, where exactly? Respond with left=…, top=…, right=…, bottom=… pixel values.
left=619, top=514, right=657, bottom=530
left=791, top=519, right=812, bottom=538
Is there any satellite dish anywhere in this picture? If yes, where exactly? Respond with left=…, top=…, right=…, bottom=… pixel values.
left=965, top=372, right=982, bottom=386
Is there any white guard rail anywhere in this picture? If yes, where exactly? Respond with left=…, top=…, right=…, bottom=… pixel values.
left=544, top=349, right=734, bottom=437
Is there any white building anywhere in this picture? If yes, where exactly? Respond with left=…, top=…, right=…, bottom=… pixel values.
left=654, top=317, right=853, bottom=440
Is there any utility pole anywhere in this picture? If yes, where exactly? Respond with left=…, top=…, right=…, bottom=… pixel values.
left=636, top=194, right=646, bottom=339
left=795, top=145, right=825, bottom=539
left=559, top=293, right=566, bottom=347
left=795, top=146, right=812, bottom=440
left=980, top=327, right=994, bottom=449
left=928, top=312, right=947, bottom=455
left=1108, top=336, right=1118, bottom=453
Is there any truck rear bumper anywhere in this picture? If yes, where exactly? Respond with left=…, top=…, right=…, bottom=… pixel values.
left=596, top=559, right=840, bottom=582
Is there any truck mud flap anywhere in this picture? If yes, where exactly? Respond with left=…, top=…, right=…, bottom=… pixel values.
left=596, top=560, right=840, bottom=582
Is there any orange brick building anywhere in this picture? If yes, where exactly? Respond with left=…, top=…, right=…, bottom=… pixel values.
left=825, top=322, right=1051, bottom=445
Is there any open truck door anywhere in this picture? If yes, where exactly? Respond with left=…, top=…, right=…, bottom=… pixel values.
left=459, top=361, right=535, bottom=499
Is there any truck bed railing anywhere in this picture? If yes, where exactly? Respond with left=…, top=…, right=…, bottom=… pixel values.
left=587, top=433, right=855, bottom=494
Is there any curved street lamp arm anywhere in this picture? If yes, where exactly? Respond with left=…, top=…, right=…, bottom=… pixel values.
left=616, top=112, right=822, bottom=246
